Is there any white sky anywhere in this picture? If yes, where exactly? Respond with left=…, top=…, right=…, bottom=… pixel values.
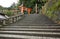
left=0, top=0, right=19, bottom=7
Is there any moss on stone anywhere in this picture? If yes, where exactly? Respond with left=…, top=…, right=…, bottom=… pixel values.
left=41, top=0, right=60, bottom=23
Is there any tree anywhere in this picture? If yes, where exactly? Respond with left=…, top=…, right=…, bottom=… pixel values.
left=18, top=0, right=47, bottom=8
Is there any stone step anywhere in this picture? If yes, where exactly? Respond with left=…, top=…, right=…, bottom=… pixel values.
left=10, top=24, right=59, bottom=26
left=2, top=26, right=60, bottom=29
left=0, top=34, right=60, bottom=39
left=0, top=34, right=40, bottom=39
left=0, top=28, right=60, bottom=32
left=0, top=37, right=26, bottom=39
left=0, top=31, right=60, bottom=36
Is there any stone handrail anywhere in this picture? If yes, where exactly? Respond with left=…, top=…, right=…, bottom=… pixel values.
left=0, top=14, right=24, bottom=26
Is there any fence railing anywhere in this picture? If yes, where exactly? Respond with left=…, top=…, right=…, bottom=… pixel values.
left=0, top=14, right=24, bottom=26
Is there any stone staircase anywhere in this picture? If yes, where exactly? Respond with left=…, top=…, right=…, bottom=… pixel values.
left=0, top=14, right=60, bottom=39
left=0, top=25, right=60, bottom=39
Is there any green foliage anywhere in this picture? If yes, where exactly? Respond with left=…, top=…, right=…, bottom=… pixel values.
left=42, top=0, right=60, bottom=22
left=18, top=0, right=47, bottom=8
left=5, top=11, right=13, bottom=16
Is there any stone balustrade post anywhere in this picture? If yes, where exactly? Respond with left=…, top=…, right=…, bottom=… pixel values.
left=0, top=14, right=23, bottom=26
left=9, top=18, right=13, bottom=23
left=2, top=20, right=7, bottom=25
left=13, top=17, right=17, bottom=23
left=17, top=16, right=19, bottom=21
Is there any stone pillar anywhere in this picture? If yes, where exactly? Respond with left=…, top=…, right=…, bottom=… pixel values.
left=2, top=20, right=6, bottom=25
left=35, top=3, right=38, bottom=14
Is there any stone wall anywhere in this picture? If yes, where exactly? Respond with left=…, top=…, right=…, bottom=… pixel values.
left=41, top=0, right=60, bottom=24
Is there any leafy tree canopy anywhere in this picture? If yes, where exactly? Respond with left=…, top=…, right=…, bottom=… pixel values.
left=18, top=0, right=47, bottom=8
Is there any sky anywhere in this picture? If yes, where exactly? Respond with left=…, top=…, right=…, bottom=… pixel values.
left=0, top=0, right=19, bottom=7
